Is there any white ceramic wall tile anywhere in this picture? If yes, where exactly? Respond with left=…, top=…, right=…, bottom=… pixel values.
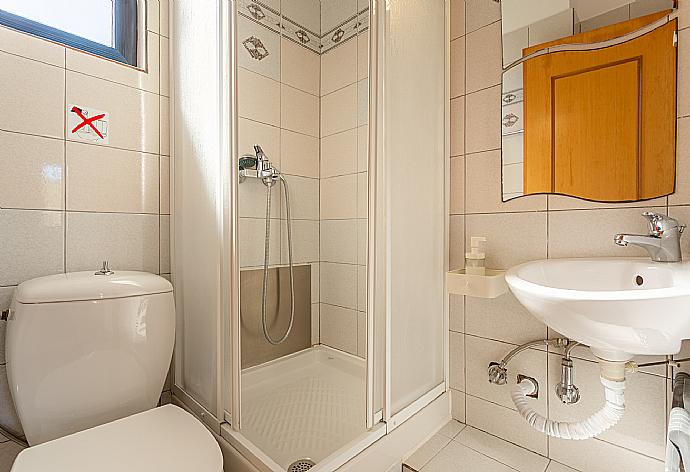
left=159, top=36, right=170, bottom=97
left=321, top=129, right=358, bottom=178
left=66, top=31, right=160, bottom=93
left=465, top=335, right=548, bottom=415
left=281, top=84, right=320, bottom=137
left=238, top=68, right=280, bottom=127
left=466, top=22, right=502, bottom=94
left=357, top=310, right=366, bottom=358
left=549, top=436, right=663, bottom=472
left=465, top=0, right=501, bottom=34
left=357, top=265, right=366, bottom=311
left=528, top=9, right=574, bottom=47
left=283, top=0, right=321, bottom=34
left=239, top=118, right=281, bottom=165
left=449, top=294, right=464, bottom=333
left=357, top=219, right=367, bottom=265
left=451, top=389, right=466, bottom=422
left=239, top=218, right=281, bottom=268
left=466, top=85, right=501, bottom=154
left=466, top=395, right=548, bottom=456
left=311, top=303, right=320, bottom=345
left=321, top=83, right=358, bottom=137
left=0, top=51, right=65, bottom=138
left=503, top=28, right=529, bottom=67
left=160, top=0, right=170, bottom=37
left=281, top=175, right=319, bottom=220
left=66, top=71, right=160, bottom=154
left=669, top=206, right=690, bottom=260
left=321, top=39, right=358, bottom=96
left=238, top=15, right=281, bottom=81
left=449, top=215, right=465, bottom=270
left=450, top=156, right=464, bottom=215
left=321, top=219, right=357, bottom=263
left=0, top=131, right=64, bottom=210
left=670, top=117, right=690, bottom=205
left=357, top=79, right=368, bottom=126
left=466, top=293, right=547, bottom=345
left=320, top=262, right=358, bottom=309
left=66, top=212, right=159, bottom=273
left=321, top=0, right=358, bottom=34
left=281, top=38, right=320, bottom=96
left=406, top=433, right=452, bottom=471
left=450, top=0, right=466, bottom=40
left=66, top=142, right=160, bottom=214
left=357, top=172, right=368, bottom=218
left=281, top=219, right=319, bottom=264
left=0, top=209, right=64, bottom=286
left=679, top=29, right=690, bottom=118
left=450, top=97, right=465, bottom=157
left=450, top=37, right=466, bottom=99
left=160, top=215, right=170, bottom=273
left=320, top=303, right=358, bottom=355
left=320, top=174, right=357, bottom=219
left=160, top=156, right=170, bottom=215
left=239, top=177, right=281, bottom=219
left=357, top=33, right=369, bottom=81
left=0, top=25, right=65, bottom=67
left=281, top=130, right=319, bottom=178
left=311, top=263, right=320, bottom=303
left=357, top=125, right=368, bottom=172
left=449, top=332, right=465, bottom=391
left=421, top=439, right=515, bottom=472
left=160, top=96, right=171, bottom=156
left=456, top=426, right=550, bottom=472
left=147, top=0, right=160, bottom=33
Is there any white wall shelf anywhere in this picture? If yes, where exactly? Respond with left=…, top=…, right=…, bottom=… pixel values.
left=446, top=269, right=508, bottom=298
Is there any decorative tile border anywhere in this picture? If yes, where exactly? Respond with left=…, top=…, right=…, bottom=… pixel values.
left=237, top=0, right=369, bottom=55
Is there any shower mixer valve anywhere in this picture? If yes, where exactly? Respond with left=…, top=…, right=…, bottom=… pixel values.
left=240, top=145, right=280, bottom=186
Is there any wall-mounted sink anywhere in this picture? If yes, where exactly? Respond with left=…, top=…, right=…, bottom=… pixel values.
left=505, top=258, right=690, bottom=361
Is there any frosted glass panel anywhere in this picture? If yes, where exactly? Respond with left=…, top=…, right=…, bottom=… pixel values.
left=385, top=0, right=446, bottom=414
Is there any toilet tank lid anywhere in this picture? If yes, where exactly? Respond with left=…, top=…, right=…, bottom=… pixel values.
left=14, top=271, right=173, bottom=304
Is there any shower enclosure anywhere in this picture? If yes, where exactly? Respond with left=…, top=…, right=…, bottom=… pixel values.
left=171, top=0, right=449, bottom=470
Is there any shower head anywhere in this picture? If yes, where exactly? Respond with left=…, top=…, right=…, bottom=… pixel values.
left=239, top=155, right=257, bottom=170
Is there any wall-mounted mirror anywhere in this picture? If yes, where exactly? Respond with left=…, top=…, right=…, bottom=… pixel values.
left=500, top=0, right=677, bottom=202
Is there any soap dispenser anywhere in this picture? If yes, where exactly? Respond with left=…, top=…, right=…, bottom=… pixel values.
left=466, top=237, right=487, bottom=275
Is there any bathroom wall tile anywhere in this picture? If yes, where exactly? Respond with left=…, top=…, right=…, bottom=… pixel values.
left=160, top=36, right=170, bottom=97
left=357, top=125, right=369, bottom=172
left=320, top=303, right=358, bottom=355
left=66, top=142, right=160, bottom=214
left=450, top=97, right=465, bottom=157
left=465, top=150, right=546, bottom=213
left=281, top=84, right=320, bottom=137
left=311, top=263, right=320, bottom=303
left=66, top=31, right=160, bottom=93
left=465, top=85, right=501, bottom=154
left=281, top=219, right=319, bottom=264
left=0, top=209, right=64, bottom=286
left=321, top=83, right=358, bottom=137
left=0, top=287, right=14, bottom=311
left=0, top=131, right=64, bottom=210
left=0, top=25, right=65, bottom=67
left=357, top=265, right=367, bottom=311
left=321, top=174, right=357, bottom=219
left=357, top=219, right=368, bottom=265
left=66, top=212, right=159, bottom=273
left=545, top=462, right=578, bottom=472
left=449, top=215, right=465, bottom=270
left=466, top=21, right=502, bottom=94
left=466, top=293, right=547, bottom=346
left=451, top=389, right=466, bottom=422
left=548, top=207, right=666, bottom=259
left=669, top=206, right=690, bottom=260
left=239, top=118, right=281, bottom=165
left=466, top=395, right=548, bottom=456
left=406, top=433, right=452, bottom=471
left=282, top=38, right=320, bottom=96
left=311, top=303, right=320, bottom=345
left=670, top=117, right=690, bottom=205
left=465, top=0, right=500, bottom=34
left=450, top=156, right=465, bottom=215
left=357, top=172, right=368, bottom=218
left=422, top=438, right=515, bottom=472
left=321, top=0, right=357, bottom=33
left=321, top=38, right=358, bottom=96
left=239, top=218, right=281, bottom=268
left=238, top=68, right=280, bottom=127
left=679, top=0, right=690, bottom=30
left=450, top=37, right=466, bottom=99
left=160, top=96, right=170, bottom=156
left=357, top=79, right=369, bottom=126
left=321, top=219, right=357, bottom=264
left=147, top=0, right=160, bottom=33
left=0, top=51, right=65, bottom=138
left=160, top=216, right=171, bottom=274
left=357, top=311, right=366, bottom=358
left=548, top=354, right=666, bottom=460
left=160, top=0, right=170, bottom=37
left=464, top=212, right=547, bottom=270
left=358, top=33, right=369, bottom=81
left=321, top=129, right=358, bottom=178
left=449, top=332, right=465, bottom=391
left=456, top=426, right=551, bottom=472
left=66, top=71, right=160, bottom=154
left=239, top=177, right=281, bottom=219
left=679, top=29, right=690, bottom=118
left=548, top=194, right=667, bottom=211
left=320, top=262, right=358, bottom=309
left=281, top=175, right=319, bottom=220
left=465, top=335, right=548, bottom=416
left=579, top=6, right=629, bottom=34
left=450, top=0, right=466, bottom=40
left=238, top=16, right=281, bottom=82
left=449, top=294, right=464, bottom=333
left=160, top=156, right=170, bottom=214
left=281, top=130, right=319, bottom=178
left=549, top=436, right=663, bottom=472
left=284, top=0, right=321, bottom=34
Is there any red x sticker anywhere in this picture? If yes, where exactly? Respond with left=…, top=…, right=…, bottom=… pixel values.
left=68, top=105, right=109, bottom=144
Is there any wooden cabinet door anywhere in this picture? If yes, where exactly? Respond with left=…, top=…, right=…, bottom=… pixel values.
left=523, top=19, right=677, bottom=201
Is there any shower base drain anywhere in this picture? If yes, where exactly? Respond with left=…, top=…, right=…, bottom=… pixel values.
left=288, top=459, right=316, bottom=472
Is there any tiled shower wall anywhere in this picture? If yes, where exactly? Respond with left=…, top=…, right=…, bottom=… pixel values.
left=449, top=1, right=690, bottom=471
left=0, top=0, right=172, bottom=397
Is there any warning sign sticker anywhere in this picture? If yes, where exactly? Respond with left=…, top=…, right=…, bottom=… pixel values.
left=68, top=105, right=109, bottom=144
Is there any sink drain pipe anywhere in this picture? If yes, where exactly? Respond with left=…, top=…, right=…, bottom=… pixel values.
left=511, top=360, right=626, bottom=440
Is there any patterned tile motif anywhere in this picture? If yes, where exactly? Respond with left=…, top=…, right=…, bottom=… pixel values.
left=243, top=36, right=270, bottom=60
left=321, top=7, right=370, bottom=54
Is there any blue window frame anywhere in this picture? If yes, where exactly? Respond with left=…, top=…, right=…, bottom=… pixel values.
left=0, top=0, right=138, bottom=67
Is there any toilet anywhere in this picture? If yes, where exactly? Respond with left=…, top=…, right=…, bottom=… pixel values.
left=2, top=271, right=223, bottom=471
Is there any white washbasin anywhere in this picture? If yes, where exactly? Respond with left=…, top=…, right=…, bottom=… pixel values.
left=505, top=258, right=690, bottom=361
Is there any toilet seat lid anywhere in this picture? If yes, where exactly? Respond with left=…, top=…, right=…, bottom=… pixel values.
left=10, top=405, right=223, bottom=472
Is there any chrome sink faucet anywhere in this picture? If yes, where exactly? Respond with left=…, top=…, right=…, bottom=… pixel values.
left=614, top=212, right=685, bottom=262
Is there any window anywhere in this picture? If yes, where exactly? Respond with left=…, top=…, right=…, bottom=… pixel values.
left=0, top=0, right=139, bottom=66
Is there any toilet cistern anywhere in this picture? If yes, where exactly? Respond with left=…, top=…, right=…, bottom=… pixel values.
left=614, top=211, right=685, bottom=262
